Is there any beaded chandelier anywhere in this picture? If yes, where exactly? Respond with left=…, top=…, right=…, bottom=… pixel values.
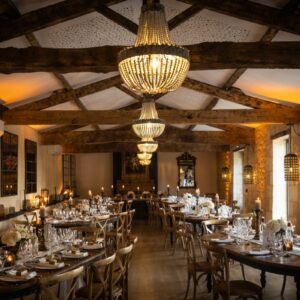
left=118, top=1, right=190, bottom=94
left=284, top=153, right=299, bottom=181
left=137, top=138, right=158, bottom=153
left=132, top=97, right=165, bottom=139
left=139, top=159, right=151, bottom=166
left=137, top=152, right=152, bottom=160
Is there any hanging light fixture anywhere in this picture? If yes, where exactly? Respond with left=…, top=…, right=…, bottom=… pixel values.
left=284, top=125, right=299, bottom=181
left=118, top=0, right=190, bottom=94
left=137, top=152, right=152, bottom=160
left=137, top=138, right=158, bottom=153
left=221, top=167, right=230, bottom=182
left=243, top=146, right=254, bottom=184
left=139, top=159, right=151, bottom=166
left=132, top=96, right=165, bottom=139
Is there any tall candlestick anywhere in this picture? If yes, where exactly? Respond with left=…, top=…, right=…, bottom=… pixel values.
left=195, top=188, right=200, bottom=197
left=167, top=184, right=170, bottom=196
left=88, top=190, right=92, bottom=197
left=39, top=205, right=46, bottom=217
left=255, top=197, right=261, bottom=210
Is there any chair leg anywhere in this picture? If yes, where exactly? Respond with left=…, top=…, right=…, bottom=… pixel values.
left=184, top=273, right=191, bottom=299
left=241, top=263, right=246, bottom=280
left=192, top=274, right=197, bottom=300
left=281, top=275, right=287, bottom=296
left=164, top=232, right=168, bottom=249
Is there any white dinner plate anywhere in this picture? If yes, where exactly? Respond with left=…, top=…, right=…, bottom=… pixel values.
left=211, top=238, right=234, bottom=244
left=248, top=250, right=270, bottom=256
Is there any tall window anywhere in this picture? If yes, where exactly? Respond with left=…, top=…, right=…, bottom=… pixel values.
left=272, top=135, right=288, bottom=220
left=233, top=150, right=244, bottom=208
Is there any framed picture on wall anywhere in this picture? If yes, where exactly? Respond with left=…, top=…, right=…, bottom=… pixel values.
left=124, top=152, right=145, bottom=175
left=1, top=131, right=18, bottom=196
left=177, top=152, right=196, bottom=188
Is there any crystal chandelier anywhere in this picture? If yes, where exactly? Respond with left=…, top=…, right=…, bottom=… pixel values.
left=139, top=159, right=151, bottom=166
left=137, top=152, right=152, bottom=160
left=118, top=1, right=190, bottom=94
left=137, top=138, right=158, bottom=153
left=132, top=97, right=165, bottom=139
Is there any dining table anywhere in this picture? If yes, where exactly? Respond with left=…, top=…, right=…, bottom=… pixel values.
left=0, top=245, right=105, bottom=299
left=203, top=232, right=300, bottom=300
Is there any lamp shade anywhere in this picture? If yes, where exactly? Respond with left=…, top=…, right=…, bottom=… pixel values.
left=132, top=98, right=165, bottom=139
left=221, top=167, right=230, bottom=182
left=243, top=165, right=254, bottom=184
left=284, top=153, right=299, bottom=181
left=118, top=2, right=190, bottom=94
left=137, top=138, right=158, bottom=153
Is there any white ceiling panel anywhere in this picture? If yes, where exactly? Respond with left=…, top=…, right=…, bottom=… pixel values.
left=98, top=124, right=121, bottom=130
left=170, top=124, right=190, bottom=130
left=80, top=87, right=136, bottom=110
left=157, top=87, right=210, bottom=110
left=13, top=0, right=63, bottom=14
left=192, top=125, right=224, bottom=131
left=213, top=99, right=253, bottom=110
left=44, top=101, right=80, bottom=111
left=0, top=73, right=62, bottom=105
left=234, top=69, right=300, bottom=104
left=272, top=31, right=300, bottom=42
left=62, top=72, right=119, bottom=89
left=188, top=70, right=236, bottom=87
left=0, top=36, right=29, bottom=48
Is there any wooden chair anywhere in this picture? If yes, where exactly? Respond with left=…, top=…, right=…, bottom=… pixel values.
left=112, top=244, right=133, bottom=300
left=70, top=226, right=105, bottom=244
left=14, top=212, right=38, bottom=229
left=205, top=244, right=263, bottom=300
left=159, top=208, right=176, bottom=249
left=37, top=266, right=84, bottom=300
left=202, top=219, right=229, bottom=235
left=76, top=253, right=116, bottom=300
left=126, top=200, right=133, bottom=211
left=184, top=233, right=212, bottom=300
left=111, top=201, right=124, bottom=214
left=107, top=211, right=128, bottom=250
left=126, top=209, right=135, bottom=238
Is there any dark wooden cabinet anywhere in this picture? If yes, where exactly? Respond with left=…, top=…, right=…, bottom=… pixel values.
left=1, top=132, right=18, bottom=196
left=25, top=139, right=37, bottom=194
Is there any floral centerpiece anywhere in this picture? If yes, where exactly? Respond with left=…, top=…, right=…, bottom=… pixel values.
left=263, top=218, right=287, bottom=246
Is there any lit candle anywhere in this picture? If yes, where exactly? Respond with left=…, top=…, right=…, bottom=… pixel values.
left=137, top=186, right=140, bottom=191
left=195, top=188, right=200, bottom=196
left=101, top=186, right=104, bottom=191
left=176, top=186, right=179, bottom=191
left=40, top=205, right=46, bottom=217
left=167, top=184, right=170, bottom=188
left=88, top=190, right=92, bottom=197
left=215, top=193, right=219, bottom=203
left=152, top=186, right=155, bottom=191
left=122, top=185, right=125, bottom=189
left=111, top=185, right=114, bottom=189
left=44, top=197, right=48, bottom=205
left=255, top=197, right=261, bottom=210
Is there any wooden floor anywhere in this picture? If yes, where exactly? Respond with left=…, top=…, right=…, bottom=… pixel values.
left=129, top=220, right=297, bottom=300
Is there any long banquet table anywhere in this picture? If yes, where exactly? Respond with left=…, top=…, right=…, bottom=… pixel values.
left=203, top=232, right=300, bottom=299
left=0, top=246, right=105, bottom=299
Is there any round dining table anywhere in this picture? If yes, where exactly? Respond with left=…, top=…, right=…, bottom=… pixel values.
left=203, top=232, right=300, bottom=299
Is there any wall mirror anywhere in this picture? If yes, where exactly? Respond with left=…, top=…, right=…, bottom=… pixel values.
left=177, top=152, right=196, bottom=188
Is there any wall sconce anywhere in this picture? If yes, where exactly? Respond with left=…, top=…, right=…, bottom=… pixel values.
left=243, top=165, right=254, bottom=184
left=221, top=167, right=230, bottom=182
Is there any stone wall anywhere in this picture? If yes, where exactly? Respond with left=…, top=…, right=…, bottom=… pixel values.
left=217, top=123, right=300, bottom=230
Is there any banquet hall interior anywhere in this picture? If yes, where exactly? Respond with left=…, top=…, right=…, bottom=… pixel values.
left=0, top=0, right=300, bottom=299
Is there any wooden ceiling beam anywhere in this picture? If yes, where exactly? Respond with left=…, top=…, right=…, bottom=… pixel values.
left=1, top=42, right=300, bottom=74
left=0, top=0, right=125, bottom=42
left=3, top=108, right=300, bottom=125
left=183, top=77, right=286, bottom=109
left=40, top=126, right=254, bottom=145
left=12, top=75, right=122, bottom=111
left=62, top=142, right=230, bottom=153
left=178, top=0, right=300, bottom=35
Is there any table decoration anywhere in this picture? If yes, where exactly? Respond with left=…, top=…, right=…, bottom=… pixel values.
left=262, top=218, right=287, bottom=247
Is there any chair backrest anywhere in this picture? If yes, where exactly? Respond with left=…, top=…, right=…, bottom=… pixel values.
left=202, top=219, right=229, bottom=235
left=113, top=244, right=133, bottom=288
left=205, top=244, right=230, bottom=296
left=126, top=209, right=135, bottom=233
left=184, top=233, right=197, bottom=266
left=112, top=201, right=124, bottom=213
left=38, top=266, right=84, bottom=300
left=14, top=212, right=38, bottom=229
left=116, top=211, right=128, bottom=234
left=126, top=200, right=133, bottom=211
left=90, top=253, right=116, bottom=300
left=70, top=226, right=103, bottom=242
left=171, top=211, right=186, bottom=232
left=127, top=191, right=135, bottom=200
left=159, top=208, right=168, bottom=229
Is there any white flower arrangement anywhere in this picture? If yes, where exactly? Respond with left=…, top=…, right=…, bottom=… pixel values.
left=1, top=229, right=21, bottom=247
left=201, top=200, right=215, bottom=210
left=266, top=218, right=287, bottom=234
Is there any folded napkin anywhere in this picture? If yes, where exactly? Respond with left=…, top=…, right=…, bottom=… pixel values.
left=210, top=238, right=234, bottom=244
left=0, top=270, right=37, bottom=282
left=248, top=250, right=270, bottom=256
left=62, top=251, right=89, bottom=258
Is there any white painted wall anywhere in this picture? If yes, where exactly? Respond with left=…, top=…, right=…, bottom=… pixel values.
left=75, top=153, right=113, bottom=197
left=0, top=125, right=62, bottom=214
left=157, top=152, right=217, bottom=195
